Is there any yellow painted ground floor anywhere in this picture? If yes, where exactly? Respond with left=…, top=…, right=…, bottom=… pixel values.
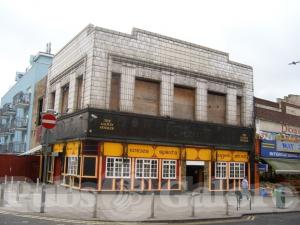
left=44, top=140, right=250, bottom=192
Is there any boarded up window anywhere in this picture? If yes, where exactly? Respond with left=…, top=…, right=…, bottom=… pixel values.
left=61, top=84, right=69, bottom=113
left=109, top=73, right=120, bottom=111
left=173, top=86, right=195, bottom=120
left=207, top=92, right=226, bottom=124
left=50, top=92, right=55, bottom=110
left=75, top=76, right=83, bottom=111
left=134, top=79, right=160, bottom=116
left=237, top=96, right=242, bottom=125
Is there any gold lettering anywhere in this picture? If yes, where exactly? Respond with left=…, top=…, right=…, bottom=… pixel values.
left=99, top=119, right=115, bottom=131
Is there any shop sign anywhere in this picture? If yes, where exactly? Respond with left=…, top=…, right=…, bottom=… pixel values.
left=128, top=144, right=154, bottom=158
left=261, top=140, right=276, bottom=151
left=214, top=150, right=249, bottom=162
left=66, top=141, right=80, bottom=156
left=282, top=124, right=300, bottom=135
left=53, top=143, right=64, bottom=153
left=261, top=149, right=300, bottom=159
left=185, top=148, right=211, bottom=161
left=276, top=140, right=300, bottom=153
left=103, top=142, right=123, bottom=156
left=155, top=146, right=180, bottom=159
left=232, top=151, right=249, bottom=162
left=215, top=150, right=232, bottom=161
left=258, top=163, right=268, bottom=172
left=103, top=142, right=180, bottom=159
left=99, top=118, right=115, bottom=131
left=128, top=144, right=180, bottom=159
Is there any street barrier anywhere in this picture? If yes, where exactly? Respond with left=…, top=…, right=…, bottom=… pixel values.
left=149, top=192, right=155, bottom=218
left=36, top=178, right=40, bottom=192
left=0, top=183, right=5, bottom=207
left=40, top=184, right=46, bottom=213
left=10, top=176, right=13, bottom=191
left=16, top=181, right=20, bottom=202
left=93, top=191, right=98, bottom=218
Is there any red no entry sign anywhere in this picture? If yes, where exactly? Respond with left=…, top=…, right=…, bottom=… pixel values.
left=41, top=113, right=57, bottom=129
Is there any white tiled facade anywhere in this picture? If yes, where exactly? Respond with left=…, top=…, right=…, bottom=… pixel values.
left=46, top=24, right=254, bottom=127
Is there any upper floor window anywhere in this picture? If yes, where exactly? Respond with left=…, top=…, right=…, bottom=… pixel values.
left=50, top=91, right=55, bottom=110
left=134, top=79, right=160, bottom=116
left=109, top=73, right=120, bottom=111
left=237, top=96, right=242, bottom=125
left=173, top=85, right=195, bottom=120
left=207, top=91, right=226, bottom=124
left=75, top=76, right=83, bottom=111
left=60, top=84, right=69, bottom=114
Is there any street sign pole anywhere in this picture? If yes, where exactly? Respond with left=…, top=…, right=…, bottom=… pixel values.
left=41, top=113, right=57, bottom=184
left=42, top=128, right=48, bottom=184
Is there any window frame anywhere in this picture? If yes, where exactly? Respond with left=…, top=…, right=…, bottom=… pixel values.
left=82, top=155, right=98, bottom=178
left=135, top=158, right=158, bottom=179
left=67, top=156, right=78, bottom=176
left=229, top=162, right=245, bottom=179
left=105, top=157, right=131, bottom=179
left=215, top=162, right=227, bottom=179
left=75, top=76, right=83, bottom=111
left=162, top=160, right=177, bottom=180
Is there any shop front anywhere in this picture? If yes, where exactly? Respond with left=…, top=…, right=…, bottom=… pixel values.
left=184, top=148, right=249, bottom=191
left=44, top=108, right=253, bottom=192
left=258, top=128, right=300, bottom=193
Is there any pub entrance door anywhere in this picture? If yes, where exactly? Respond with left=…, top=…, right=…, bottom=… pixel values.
left=186, top=161, right=205, bottom=191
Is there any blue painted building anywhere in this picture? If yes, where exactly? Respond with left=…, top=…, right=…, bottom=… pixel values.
left=0, top=51, right=53, bottom=153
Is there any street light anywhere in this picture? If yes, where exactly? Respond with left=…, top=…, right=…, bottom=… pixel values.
left=288, top=61, right=300, bottom=65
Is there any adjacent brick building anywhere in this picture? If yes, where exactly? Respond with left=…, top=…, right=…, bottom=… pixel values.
left=43, top=24, right=254, bottom=192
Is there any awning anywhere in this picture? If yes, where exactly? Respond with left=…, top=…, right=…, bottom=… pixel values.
left=19, top=145, right=42, bottom=156
left=262, top=158, right=300, bottom=174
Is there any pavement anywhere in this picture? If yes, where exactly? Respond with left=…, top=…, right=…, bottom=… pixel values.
left=0, top=182, right=300, bottom=222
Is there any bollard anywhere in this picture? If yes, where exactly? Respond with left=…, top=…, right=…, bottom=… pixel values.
left=191, top=193, right=195, bottom=217
left=16, top=181, right=20, bottom=202
left=10, top=176, right=14, bottom=191
left=0, top=184, right=5, bottom=207
left=55, top=184, right=58, bottom=202
left=40, top=184, right=46, bottom=213
left=149, top=192, right=155, bottom=218
left=67, top=187, right=73, bottom=205
left=4, top=175, right=7, bottom=185
left=36, top=178, right=40, bottom=192
left=249, top=197, right=251, bottom=210
left=225, top=192, right=229, bottom=216
left=92, top=191, right=98, bottom=218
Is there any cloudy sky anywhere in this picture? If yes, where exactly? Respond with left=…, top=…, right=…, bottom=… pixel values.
left=0, top=0, right=299, bottom=102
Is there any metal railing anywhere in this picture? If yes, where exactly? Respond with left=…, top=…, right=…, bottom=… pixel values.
left=13, top=93, right=31, bottom=107
left=0, top=127, right=13, bottom=135
left=1, top=103, right=16, bottom=115
left=11, top=117, right=28, bottom=129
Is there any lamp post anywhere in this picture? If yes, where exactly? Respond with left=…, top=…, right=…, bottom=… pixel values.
left=288, top=61, right=300, bottom=65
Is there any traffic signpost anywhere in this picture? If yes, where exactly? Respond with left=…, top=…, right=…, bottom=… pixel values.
left=41, top=113, right=56, bottom=184
left=42, top=113, right=57, bottom=129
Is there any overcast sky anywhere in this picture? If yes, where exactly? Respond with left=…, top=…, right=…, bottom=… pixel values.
left=0, top=0, right=299, bottom=102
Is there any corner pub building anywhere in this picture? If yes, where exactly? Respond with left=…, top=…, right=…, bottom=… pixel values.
left=43, top=24, right=254, bottom=192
